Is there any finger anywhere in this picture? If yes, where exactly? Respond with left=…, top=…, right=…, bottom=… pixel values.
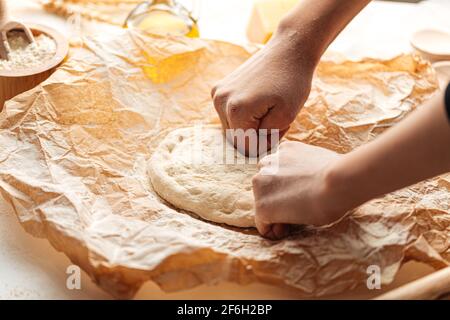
left=225, top=96, right=280, bottom=157
left=211, top=84, right=218, bottom=98
left=253, top=180, right=292, bottom=239
left=253, top=182, right=306, bottom=226
left=258, top=205, right=324, bottom=226
left=226, top=94, right=282, bottom=130
left=258, top=165, right=280, bottom=176
left=255, top=217, right=271, bottom=238
left=257, top=155, right=280, bottom=176
left=272, top=223, right=292, bottom=239
left=257, top=153, right=276, bottom=169
left=261, top=126, right=289, bottom=155
left=212, top=91, right=230, bottom=131
left=224, top=112, right=259, bottom=157
left=255, top=218, right=291, bottom=240
left=278, top=140, right=290, bottom=149
left=225, top=97, right=260, bottom=131
left=259, top=103, right=295, bottom=135
left=255, top=101, right=291, bottom=153
left=258, top=100, right=295, bottom=153
left=217, top=107, right=230, bottom=132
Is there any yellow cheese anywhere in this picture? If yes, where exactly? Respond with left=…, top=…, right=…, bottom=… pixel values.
left=247, top=0, right=299, bottom=44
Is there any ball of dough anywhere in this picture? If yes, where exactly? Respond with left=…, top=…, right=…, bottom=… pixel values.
left=148, top=126, right=257, bottom=227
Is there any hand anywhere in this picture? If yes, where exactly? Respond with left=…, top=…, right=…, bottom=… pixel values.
left=211, top=30, right=315, bottom=155
left=252, top=141, right=345, bottom=239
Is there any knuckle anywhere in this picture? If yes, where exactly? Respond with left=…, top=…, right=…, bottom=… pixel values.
left=212, top=85, right=228, bottom=100
left=227, top=102, right=240, bottom=113
left=213, top=99, right=224, bottom=113
left=211, top=85, right=218, bottom=98
left=226, top=99, right=244, bottom=121
left=256, top=159, right=266, bottom=170
left=215, top=88, right=227, bottom=98
left=278, top=141, right=288, bottom=149
left=252, top=173, right=271, bottom=188
left=251, top=173, right=262, bottom=184
left=279, top=141, right=295, bottom=149
left=257, top=154, right=273, bottom=168
left=271, top=93, right=285, bottom=106
left=251, top=175, right=261, bottom=189
left=212, top=80, right=224, bottom=93
left=226, top=97, right=243, bottom=109
left=213, top=91, right=229, bottom=108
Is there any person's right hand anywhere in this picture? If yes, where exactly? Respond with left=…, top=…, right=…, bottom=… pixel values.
left=211, top=29, right=316, bottom=154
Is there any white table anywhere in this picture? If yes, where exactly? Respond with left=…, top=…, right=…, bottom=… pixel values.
left=1, top=0, right=449, bottom=299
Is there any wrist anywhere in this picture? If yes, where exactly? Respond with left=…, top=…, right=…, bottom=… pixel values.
left=317, top=157, right=367, bottom=223
left=274, top=6, right=329, bottom=66
left=271, top=17, right=322, bottom=71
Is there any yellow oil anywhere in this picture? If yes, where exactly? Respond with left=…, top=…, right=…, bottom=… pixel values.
left=132, top=9, right=199, bottom=38
left=128, top=8, right=199, bottom=83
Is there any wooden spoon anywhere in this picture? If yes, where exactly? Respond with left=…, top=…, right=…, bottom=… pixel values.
left=0, top=0, right=35, bottom=60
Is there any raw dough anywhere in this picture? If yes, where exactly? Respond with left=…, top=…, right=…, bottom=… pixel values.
left=148, top=126, right=257, bottom=227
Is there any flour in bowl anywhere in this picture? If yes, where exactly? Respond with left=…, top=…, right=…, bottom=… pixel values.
left=0, top=31, right=56, bottom=70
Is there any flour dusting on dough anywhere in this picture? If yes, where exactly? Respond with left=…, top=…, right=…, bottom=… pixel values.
left=148, top=126, right=257, bottom=227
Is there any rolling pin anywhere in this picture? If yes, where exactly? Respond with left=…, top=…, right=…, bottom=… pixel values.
left=375, top=266, right=450, bottom=300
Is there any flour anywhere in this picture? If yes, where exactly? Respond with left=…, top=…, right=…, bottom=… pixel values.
left=0, top=32, right=56, bottom=70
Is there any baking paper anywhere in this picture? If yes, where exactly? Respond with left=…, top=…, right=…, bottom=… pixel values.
left=0, top=30, right=447, bottom=298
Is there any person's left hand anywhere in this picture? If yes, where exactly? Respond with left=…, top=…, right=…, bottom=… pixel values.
left=252, top=141, right=345, bottom=239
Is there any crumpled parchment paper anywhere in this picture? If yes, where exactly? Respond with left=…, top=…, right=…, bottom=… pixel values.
left=0, top=29, right=448, bottom=299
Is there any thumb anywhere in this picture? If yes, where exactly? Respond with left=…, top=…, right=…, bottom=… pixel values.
left=259, top=102, right=296, bottom=134
left=255, top=217, right=292, bottom=240
left=256, top=104, right=293, bottom=153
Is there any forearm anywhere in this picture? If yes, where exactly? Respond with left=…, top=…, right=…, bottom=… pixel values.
left=275, top=0, right=371, bottom=65
left=325, top=90, right=450, bottom=214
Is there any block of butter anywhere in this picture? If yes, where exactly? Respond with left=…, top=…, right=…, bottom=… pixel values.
left=247, top=0, right=299, bottom=44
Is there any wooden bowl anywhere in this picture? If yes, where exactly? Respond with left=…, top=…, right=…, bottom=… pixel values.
left=0, top=24, right=69, bottom=109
